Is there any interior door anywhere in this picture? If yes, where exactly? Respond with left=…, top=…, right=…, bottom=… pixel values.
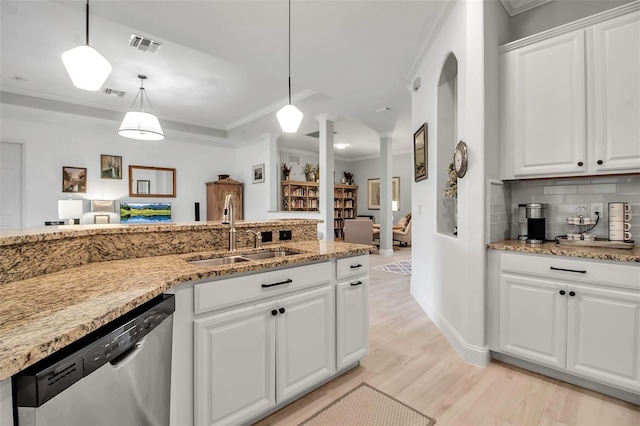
left=0, top=142, right=23, bottom=228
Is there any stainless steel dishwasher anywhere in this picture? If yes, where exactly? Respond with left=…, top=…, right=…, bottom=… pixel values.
left=13, top=294, right=175, bottom=426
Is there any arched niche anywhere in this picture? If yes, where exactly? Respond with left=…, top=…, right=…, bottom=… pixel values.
left=436, top=53, right=458, bottom=237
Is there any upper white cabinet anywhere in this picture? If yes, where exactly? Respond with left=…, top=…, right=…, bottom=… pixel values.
left=500, top=6, right=640, bottom=179
left=591, top=12, right=640, bottom=172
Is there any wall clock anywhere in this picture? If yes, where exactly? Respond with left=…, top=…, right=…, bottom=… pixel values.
left=453, top=141, right=468, bottom=178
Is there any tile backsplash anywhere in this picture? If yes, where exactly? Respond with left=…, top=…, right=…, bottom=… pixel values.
left=506, top=175, right=640, bottom=245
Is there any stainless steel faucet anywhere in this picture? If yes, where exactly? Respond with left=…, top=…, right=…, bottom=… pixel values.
left=222, top=194, right=237, bottom=251
left=247, top=230, right=262, bottom=249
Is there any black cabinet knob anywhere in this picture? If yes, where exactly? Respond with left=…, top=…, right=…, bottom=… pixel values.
left=597, top=160, right=603, bottom=165
left=569, top=291, right=576, bottom=297
left=279, top=307, right=286, bottom=314
left=559, top=290, right=566, bottom=295
left=271, top=310, right=278, bottom=316
left=577, top=162, right=584, bottom=167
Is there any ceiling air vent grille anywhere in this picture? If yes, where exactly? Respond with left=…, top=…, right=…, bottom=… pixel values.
left=129, top=34, right=162, bottom=53
left=104, top=88, right=126, bottom=97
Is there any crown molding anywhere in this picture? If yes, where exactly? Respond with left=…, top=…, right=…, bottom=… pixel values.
left=500, top=1, right=640, bottom=53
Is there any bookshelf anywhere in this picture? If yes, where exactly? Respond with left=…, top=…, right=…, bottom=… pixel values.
left=334, top=183, right=358, bottom=239
left=281, top=181, right=319, bottom=211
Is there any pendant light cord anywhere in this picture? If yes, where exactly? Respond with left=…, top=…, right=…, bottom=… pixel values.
left=288, top=0, right=292, bottom=105
left=85, top=0, right=90, bottom=46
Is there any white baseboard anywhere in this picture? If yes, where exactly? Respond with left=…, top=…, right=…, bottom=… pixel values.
left=412, top=291, right=490, bottom=367
left=379, top=248, right=394, bottom=256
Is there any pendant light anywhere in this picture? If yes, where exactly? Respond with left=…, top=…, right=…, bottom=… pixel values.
left=61, top=0, right=112, bottom=91
left=118, top=75, right=165, bottom=141
left=276, top=0, right=303, bottom=133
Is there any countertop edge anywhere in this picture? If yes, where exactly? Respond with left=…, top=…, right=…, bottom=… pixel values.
left=487, top=240, right=640, bottom=263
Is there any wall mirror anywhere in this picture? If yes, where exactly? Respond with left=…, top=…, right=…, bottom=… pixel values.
left=129, top=165, right=176, bottom=197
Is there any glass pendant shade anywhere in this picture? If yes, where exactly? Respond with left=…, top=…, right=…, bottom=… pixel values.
left=118, top=111, right=164, bottom=140
left=277, top=104, right=303, bottom=133
left=61, top=45, right=112, bottom=92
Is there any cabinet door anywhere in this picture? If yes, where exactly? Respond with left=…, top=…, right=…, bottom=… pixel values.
left=499, top=273, right=567, bottom=369
left=336, top=278, right=369, bottom=370
left=194, top=300, right=276, bottom=426
left=511, top=30, right=586, bottom=177
left=592, top=11, right=640, bottom=172
left=566, top=284, right=640, bottom=393
left=276, top=285, right=336, bottom=402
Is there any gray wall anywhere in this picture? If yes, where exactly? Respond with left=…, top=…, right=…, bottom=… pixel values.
left=349, top=152, right=412, bottom=223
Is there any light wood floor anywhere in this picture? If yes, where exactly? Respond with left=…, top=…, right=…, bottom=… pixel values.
left=256, top=248, right=640, bottom=426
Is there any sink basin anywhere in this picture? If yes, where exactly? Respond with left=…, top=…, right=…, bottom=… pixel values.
left=189, top=256, right=250, bottom=267
left=189, top=250, right=299, bottom=267
left=241, top=250, right=299, bottom=260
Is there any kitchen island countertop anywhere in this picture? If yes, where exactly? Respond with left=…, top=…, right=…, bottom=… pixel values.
left=0, top=240, right=373, bottom=381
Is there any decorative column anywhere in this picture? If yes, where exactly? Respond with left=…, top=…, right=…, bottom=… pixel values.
left=266, top=133, right=279, bottom=212
left=317, top=114, right=337, bottom=241
left=379, top=132, right=393, bottom=256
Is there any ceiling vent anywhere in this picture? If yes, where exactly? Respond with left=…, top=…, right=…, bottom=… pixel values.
left=103, top=88, right=126, bottom=97
left=305, top=131, right=337, bottom=138
left=129, top=34, right=162, bottom=53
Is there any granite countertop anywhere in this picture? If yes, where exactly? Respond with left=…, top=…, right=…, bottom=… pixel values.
left=487, top=239, right=640, bottom=263
left=0, top=240, right=373, bottom=381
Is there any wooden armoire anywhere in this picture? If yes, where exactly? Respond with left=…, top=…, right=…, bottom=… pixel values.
left=206, top=178, right=243, bottom=221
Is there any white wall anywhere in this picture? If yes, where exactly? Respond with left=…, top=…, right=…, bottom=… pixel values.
left=409, top=0, right=489, bottom=366
left=233, top=136, right=271, bottom=220
left=0, top=104, right=235, bottom=227
left=349, top=152, right=412, bottom=223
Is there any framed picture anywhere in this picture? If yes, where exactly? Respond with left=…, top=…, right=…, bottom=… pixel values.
left=100, top=154, right=122, bottom=179
left=62, top=166, right=87, bottom=193
left=252, top=163, right=265, bottom=183
left=367, top=177, right=400, bottom=210
left=414, top=123, right=427, bottom=182
left=137, top=180, right=151, bottom=194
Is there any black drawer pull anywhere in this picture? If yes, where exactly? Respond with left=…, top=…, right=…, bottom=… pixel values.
left=279, top=307, right=286, bottom=314
left=350, top=281, right=363, bottom=286
left=271, top=310, right=278, bottom=316
left=569, top=291, right=576, bottom=297
left=261, top=279, right=293, bottom=288
left=550, top=267, right=586, bottom=274
left=350, top=264, right=363, bottom=269
left=559, top=290, right=566, bottom=295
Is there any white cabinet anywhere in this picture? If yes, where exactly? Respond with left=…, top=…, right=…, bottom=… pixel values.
left=194, top=300, right=277, bottom=426
left=336, top=254, right=369, bottom=370
left=502, top=30, right=586, bottom=177
left=500, top=7, right=640, bottom=179
left=591, top=11, right=640, bottom=172
left=566, top=284, right=640, bottom=392
left=499, top=273, right=567, bottom=369
left=195, top=286, right=335, bottom=426
left=276, top=286, right=335, bottom=402
left=490, top=251, right=640, bottom=395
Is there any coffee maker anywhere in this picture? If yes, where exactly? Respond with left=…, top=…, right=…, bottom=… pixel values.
left=514, top=204, right=528, bottom=241
left=526, top=203, right=548, bottom=244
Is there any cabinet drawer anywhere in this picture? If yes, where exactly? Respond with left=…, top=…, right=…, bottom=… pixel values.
left=336, top=255, right=369, bottom=280
left=501, top=252, right=639, bottom=289
left=194, top=262, right=332, bottom=314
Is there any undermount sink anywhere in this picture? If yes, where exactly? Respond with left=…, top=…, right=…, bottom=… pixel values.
left=189, top=256, right=250, bottom=267
left=240, top=250, right=298, bottom=260
left=189, top=250, right=299, bottom=267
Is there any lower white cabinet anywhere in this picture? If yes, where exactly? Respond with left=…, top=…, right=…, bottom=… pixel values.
left=490, top=251, right=640, bottom=395
left=336, top=277, right=369, bottom=370
left=195, top=285, right=335, bottom=426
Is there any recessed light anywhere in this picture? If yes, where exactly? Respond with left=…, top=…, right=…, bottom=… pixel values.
left=334, top=143, right=348, bottom=150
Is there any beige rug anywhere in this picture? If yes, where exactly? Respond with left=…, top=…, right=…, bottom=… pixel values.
left=298, top=382, right=436, bottom=426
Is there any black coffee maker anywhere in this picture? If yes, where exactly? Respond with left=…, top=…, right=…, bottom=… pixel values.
left=525, top=203, right=548, bottom=244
